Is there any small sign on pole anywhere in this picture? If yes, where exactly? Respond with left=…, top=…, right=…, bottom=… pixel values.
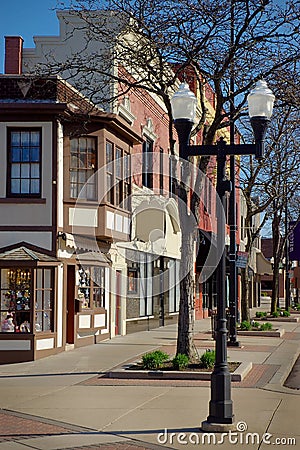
left=236, top=251, right=248, bottom=268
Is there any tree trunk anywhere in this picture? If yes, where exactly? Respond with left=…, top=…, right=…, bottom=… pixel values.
left=271, top=214, right=281, bottom=313
left=271, top=263, right=280, bottom=313
left=176, top=209, right=196, bottom=357
left=240, top=266, right=250, bottom=322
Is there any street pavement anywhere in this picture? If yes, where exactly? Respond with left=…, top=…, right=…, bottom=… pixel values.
left=0, top=306, right=299, bottom=450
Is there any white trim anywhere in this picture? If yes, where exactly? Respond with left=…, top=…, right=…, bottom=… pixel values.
left=126, top=315, right=154, bottom=322
left=142, top=118, right=158, bottom=141
left=94, top=314, right=106, bottom=328
left=117, top=103, right=136, bottom=125
left=36, top=338, right=54, bottom=350
left=57, top=264, right=63, bottom=347
left=78, top=315, right=91, bottom=329
left=57, top=122, right=64, bottom=228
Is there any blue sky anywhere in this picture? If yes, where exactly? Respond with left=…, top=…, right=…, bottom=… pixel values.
left=0, top=0, right=60, bottom=73
left=0, top=0, right=287, bottom=74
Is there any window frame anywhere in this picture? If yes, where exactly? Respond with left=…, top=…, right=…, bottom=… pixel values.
left=105, top=141, right=131, bottom=211
left=69, top=136, right=97, bottom=201
left=7, top=128, right=42, bottom=198
left=127, top=268, right=138, bottom=294
left=77, top=265, right=106, bottom=310
left=35, top=267, right=55, bottom=333
left=142, top=138, right=153, bottom=189
left=106, top=141, right=114, bottom=205
left=115, top=147, right=123, bottom=206
left=0, top=266, right=55, bottom=334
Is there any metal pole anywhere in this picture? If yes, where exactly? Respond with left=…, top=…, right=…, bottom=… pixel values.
left=160, top=256, right=165, bottom=326
left=228, top=0, right=239, bottom=347
left=285, top=181, right=290, bottom=311
left=204, top=142, right=234, bottom=427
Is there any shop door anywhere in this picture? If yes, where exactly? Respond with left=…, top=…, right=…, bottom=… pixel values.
left=66, top=265, right=75, bottom=344
left=115, top=270, right=121, bottom=335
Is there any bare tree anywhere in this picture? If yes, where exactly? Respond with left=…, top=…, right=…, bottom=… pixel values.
left=26, top=0, right=300, bottom=355
left=239, top=98, right=300, bottom=320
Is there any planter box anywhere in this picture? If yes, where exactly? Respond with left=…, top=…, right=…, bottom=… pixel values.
left=107, top=361, right=252, bottom=382
left=254, top=316, right=299, bottom=323
left=238, top=328, right=285, bottom=338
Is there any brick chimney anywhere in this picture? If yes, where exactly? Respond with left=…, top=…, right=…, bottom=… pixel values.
left=5, top=36, right=24, bottom=74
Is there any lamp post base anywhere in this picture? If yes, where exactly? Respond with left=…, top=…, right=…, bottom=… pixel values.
left=201, top=420, right=236, bottom=433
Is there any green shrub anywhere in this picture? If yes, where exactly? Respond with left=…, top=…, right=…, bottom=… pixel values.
left=272, top=311, right=279, bottom=318
left=142, top=350, right=169, bottom=370
left=295, top=304, right=300, bottom=311
left=240, top=320, right=252, bottom=331
left=281, top=310, right=290, bottom=317
left=252, top=321, right=260, bottom=328
left=200, top=350, right=216, bottom=369
left=172, top=353, right=189, bottom=371
left=260, top=322, right=273, bottom=331
left=256, top=311, right=267, bottom=318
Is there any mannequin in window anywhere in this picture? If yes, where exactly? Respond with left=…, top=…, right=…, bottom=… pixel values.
left=1, top=315, right=15, bottom=332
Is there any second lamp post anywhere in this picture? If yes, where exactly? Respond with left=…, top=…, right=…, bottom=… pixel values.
left=171, top=79, right=274, bottom=430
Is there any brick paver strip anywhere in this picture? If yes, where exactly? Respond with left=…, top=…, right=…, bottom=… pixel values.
left=0, top=413, right=73, bottom=440
left=282, top=332, right=300, bottom=340
left=78, top=375, right=211, bottom=387
left=234, top=364, right=280, bottom=388
left=0, top=409, right=94, bottom=442
left=79, top=364, right=280, bottom=389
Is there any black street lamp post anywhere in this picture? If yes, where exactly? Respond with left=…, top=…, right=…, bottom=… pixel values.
left=228, top=0, right=239, bottom=347
left=171, top=80, right=274, bottom=430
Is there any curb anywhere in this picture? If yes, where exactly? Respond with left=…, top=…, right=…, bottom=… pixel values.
left=237, top=328, right=285, bottom=337
left=107, top=361, right=252, bottom=382
left=254, top=317, right=299, bottom=323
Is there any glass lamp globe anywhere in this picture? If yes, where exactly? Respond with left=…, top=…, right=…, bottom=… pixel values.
left=170, top=83, right=197, bottom=122
left=247, top=80, right=275, bottom=119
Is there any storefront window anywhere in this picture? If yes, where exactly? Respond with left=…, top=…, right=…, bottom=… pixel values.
left=0, top=267, right=55, bottom=333
left=128, top=268, right=138, bottom=293
left=35, top=268, right=54, bottom=332
left=1, top=268, right=31, bottom=333
left=78, top=266, right=105, bottom=309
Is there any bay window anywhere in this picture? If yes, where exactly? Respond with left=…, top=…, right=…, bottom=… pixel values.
left=70, top=137, right=97, bottom=200
left=105, top=141, right=131, bottom=210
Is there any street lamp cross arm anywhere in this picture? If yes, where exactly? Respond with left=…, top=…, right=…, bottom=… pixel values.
left=186, top=143, right=258, bottom=158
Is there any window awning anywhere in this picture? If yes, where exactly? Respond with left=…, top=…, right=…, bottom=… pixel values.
left=0, top=244, right=58, bottom=266
left=61, top=233, right=100, bottom=252
left=256, top=251, right=273, bottom=275
left=76, top=251, right=111, bottom=267
left=134, top=197, right=180, bottom=242
left=59, top=233, right=111, bottom=266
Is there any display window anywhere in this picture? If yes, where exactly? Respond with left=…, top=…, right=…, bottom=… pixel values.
left=35, top=268, right=54, bottom=332
left=78, top=265, right=105, bottom=310
left=0, top=267, right=54, bottom=333
left=1, top=268, right=31, bottom=333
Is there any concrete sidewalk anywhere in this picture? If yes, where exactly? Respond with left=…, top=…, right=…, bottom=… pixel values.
left=0, top=315, right=299, bottom=450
